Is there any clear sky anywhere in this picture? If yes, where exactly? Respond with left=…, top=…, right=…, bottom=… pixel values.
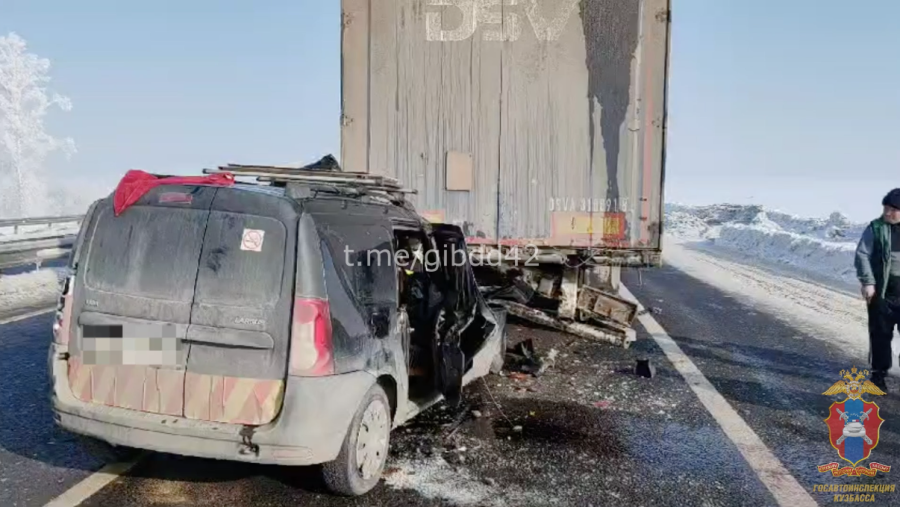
left=2, top=0, right=897, bottom=222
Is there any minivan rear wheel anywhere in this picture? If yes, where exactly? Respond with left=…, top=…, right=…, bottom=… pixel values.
left=322, top=383, right=392, bottom=496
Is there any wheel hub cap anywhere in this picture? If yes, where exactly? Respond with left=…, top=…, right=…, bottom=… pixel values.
left=356, top=400, right=389, bottom=480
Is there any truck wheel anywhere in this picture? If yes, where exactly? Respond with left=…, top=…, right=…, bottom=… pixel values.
left=322, top=384, right=392, bottom=496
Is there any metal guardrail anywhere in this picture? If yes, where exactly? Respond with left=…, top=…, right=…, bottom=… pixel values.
left=0, top=214, right=83, bottom=234
left=0, top=215, right=84, bottom=270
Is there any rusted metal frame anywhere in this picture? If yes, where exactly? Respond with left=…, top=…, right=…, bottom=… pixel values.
left=492, top=300, right=635, bottom=349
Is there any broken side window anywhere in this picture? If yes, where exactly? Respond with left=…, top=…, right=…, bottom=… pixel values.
left=318, top=222, right=397, bottom=334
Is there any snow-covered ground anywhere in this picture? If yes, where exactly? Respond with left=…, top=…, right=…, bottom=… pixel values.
left=0, top=268, right=65, bottom=320
left=664, top=203, right=868, bottom=289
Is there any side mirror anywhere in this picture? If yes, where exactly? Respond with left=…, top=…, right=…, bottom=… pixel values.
left=370, top=309, right=391, bottom=338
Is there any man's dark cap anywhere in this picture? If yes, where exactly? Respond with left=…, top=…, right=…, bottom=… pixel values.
left=884, top=188, right=900, bottom=210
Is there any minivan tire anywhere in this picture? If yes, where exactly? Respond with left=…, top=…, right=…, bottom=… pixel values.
left=322, top=383, right=392, bottom=496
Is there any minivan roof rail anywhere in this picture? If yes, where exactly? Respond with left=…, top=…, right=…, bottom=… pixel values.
left=202, top=164, right=418, bottom=209
left=203, top=164, right=417, bottom=194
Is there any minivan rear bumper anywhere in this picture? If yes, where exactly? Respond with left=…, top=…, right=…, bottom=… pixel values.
left=49, top=344, right=376, bottom=466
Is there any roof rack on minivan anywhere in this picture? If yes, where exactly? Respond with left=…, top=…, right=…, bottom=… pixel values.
left=204, top=164, right=415, bottom=192
left=202, top=163, right=419, bottom=208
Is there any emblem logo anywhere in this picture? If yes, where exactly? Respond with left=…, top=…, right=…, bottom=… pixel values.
left=818, top=366, right=891, bottom=476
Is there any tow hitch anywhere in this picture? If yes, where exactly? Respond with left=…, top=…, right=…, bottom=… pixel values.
left=239, top=426, right=259, bottom=456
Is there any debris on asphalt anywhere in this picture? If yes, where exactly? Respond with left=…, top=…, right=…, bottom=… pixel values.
left=442, top=406, right=472, bottom=440
left=484, top=278, right=535, bottom=305
left=635, top=358, right=656, bottom=379
left=383, top=457, right=507, bottom=506
left=636, top=306, right=663, bottom=316
left=380, top=323, right=687, bottom=506
left=507, top=338, right=559, bottom=377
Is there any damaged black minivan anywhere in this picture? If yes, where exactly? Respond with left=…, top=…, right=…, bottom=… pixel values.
left=48, top=163, right=506, bottom=496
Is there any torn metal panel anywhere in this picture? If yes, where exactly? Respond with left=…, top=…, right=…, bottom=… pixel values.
left=557, top=266, right=580, bottom=320
left=576, top=285, right=637, bottom=327
left=536, top=275, right=558, bottom=298
left=521, top=267, right=543, bottom=289
left=493, top=300, right=634, bottom=349
left=585, top=265, right=621, bottom=291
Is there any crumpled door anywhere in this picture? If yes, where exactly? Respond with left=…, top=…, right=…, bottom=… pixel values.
left=429, top=224, right=487, bottom=406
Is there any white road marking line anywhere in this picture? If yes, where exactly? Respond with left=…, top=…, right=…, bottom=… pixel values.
left=620, top=284, right=818, bottom=507
left=44, top=456, right=145, bottom=507
left=0, top=306, right=55, bottom=326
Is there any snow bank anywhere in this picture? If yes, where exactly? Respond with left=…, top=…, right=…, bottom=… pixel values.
left=0, top=269, right=64, bottom=318
left=664, top=203, right=866, bottom=286
left=715, top=224, right=857, bottom=284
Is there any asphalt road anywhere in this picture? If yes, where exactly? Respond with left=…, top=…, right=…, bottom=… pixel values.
left=0, top=312, right=105, bottom=507
left=2, top=261, right=898, bottom=506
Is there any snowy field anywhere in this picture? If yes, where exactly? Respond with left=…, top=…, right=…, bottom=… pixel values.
left=0, top=268, right=65, bottom=320
left=664, top=203, right=867, bottom=291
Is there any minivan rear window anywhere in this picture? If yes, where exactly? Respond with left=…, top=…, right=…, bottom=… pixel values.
left=193, top=212, right=286, bottom=308
left=84, top=207, right=207, bottom=301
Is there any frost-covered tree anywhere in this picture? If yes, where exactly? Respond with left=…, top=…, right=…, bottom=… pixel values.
left=0, top=32, right=75, bottom=218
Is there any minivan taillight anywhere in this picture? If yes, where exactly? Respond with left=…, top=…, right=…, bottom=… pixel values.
left=289, top=298, right=334, bottom=376
left=52, top=275, right=74, bottom=345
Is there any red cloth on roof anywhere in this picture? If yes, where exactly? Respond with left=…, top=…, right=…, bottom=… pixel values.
left=113, top=169, right=236, bottom=216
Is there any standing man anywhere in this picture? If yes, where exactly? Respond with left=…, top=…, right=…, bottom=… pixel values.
left=855, top=188, right=900, bottom=391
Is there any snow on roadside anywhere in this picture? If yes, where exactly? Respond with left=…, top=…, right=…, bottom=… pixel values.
left=0, top=268, right=65, bottom=317
left=660, top=241, right=900, bottom=375
left=714, top=225, right=857, bottom=286
left=664, top=203, right=866, bottom=287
